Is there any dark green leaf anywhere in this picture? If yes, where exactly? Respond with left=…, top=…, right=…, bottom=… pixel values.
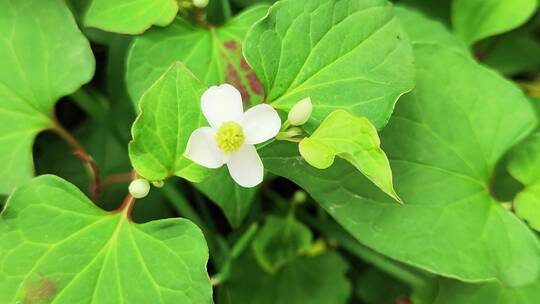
left=195, top=168, right=258, bottom=227
left=251, top=215, right=312, bottom=272
left=220, top=251, right=350, bottom=304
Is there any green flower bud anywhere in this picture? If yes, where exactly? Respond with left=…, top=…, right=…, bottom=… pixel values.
left=292, top=190, right=307, bottom=204
left=151, top=180, right=165, bottom=188
left=288, top=97, right=312, bottom=126
left=129, top=179, right=150, bottom=199
left=193, top=0, right=209, bottom=8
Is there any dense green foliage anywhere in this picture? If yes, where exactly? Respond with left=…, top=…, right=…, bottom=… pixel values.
left=1, top=0, right=539, bottom=303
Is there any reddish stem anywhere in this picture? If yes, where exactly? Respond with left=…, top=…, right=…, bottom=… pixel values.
left=97, top=171, right=135, bottom=192
left=52, top=122, right=101, bottom=200
left=114, top=193, right=137, bottom=221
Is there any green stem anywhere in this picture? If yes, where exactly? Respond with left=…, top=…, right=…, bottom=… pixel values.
left=255, top=138, right=276, bottom=151
left=280, top=120, right=291, bottom=131
left=211, top=223, right=259, bottom=285
left=191, top=187, right=218, bottom=233
left=69, top=86, right=130, bottom=150
left=52, top=121, right=101, bottom=199
left=70, top=87, right=108, bottom=122
left=220, top=0, right=232, bottom=21
left=161, top=182, right=205, bottom=229
left=161, top=182, right=226, bottom=266
left=263, top=187, right=288, bottom=211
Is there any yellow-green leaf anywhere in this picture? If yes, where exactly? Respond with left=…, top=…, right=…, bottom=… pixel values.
left=299, top=110, right=400, bottom=202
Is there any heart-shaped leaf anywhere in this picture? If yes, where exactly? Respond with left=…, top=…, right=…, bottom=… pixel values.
left=126, top=5, right=270, bottom=106
left=0, top=175, right=212, bottom=303
left=261, top=7, right=540, bottom=286
left=0, top=0, right=94, bottom=194
left=251, top=215, right=313, bottom=273
left=299, top=110, right=400, bottom=202
left=129, top=62, right=209, bottom=183
left=243, top=0, right=414, bottom=129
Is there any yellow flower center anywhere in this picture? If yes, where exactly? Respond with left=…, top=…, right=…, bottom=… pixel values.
left=215, top=122, right=245, bottom=153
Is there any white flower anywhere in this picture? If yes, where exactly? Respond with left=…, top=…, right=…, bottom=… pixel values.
left=184, top=84, right=281, bottom=188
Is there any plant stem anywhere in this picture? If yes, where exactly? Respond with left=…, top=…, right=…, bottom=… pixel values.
left=98, top=171, right=135, bottom=192
left=211, top=223, right=259, bottom=285
left=191, top=187, right=218, bottom=233
left=161, top=182, right=206, bottom=228
left=52, top=121, right=101, bottom=200
left=161, top=182, right=227, bottom=267
left=70, top=87, right=108, bottom=122
left=220, top=0, right=232, bottom=21
left=115, top=193, right=137, bottom=221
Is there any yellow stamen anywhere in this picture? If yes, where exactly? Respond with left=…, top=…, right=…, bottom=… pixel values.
left=215, top=122, right=245, bottom=153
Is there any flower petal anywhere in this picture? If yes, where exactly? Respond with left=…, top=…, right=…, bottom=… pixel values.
left=241, top=104, right=281, bottom=145
left=226, top=145, right=263, bottom=187
left=201, top=84, right=244, bottom=128
left=184, top=127, right=224, bottom=168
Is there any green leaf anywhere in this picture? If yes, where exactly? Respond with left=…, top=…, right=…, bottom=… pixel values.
left=129, top=62, right=210, bottom=183
left=355, top=268, right=411, bottom=304
left=299, top=110, right=400, bottom=202
left=126, top=5, right=270, bottom=106
left=195, top=168, right=258, bottom=227
left=452, top=0, right=538, bottom=45
left=261, top=7, right=540, bottom=286
left=483, top=34, right=540, bottom=75
left=84, top=0, right=179, bottom=34
left=508, top=133, right=540, bottom=231
left=0, top=175, right=212, bottom=303
left=395, top=1, right=467, bottom=53
left=243, top=0, right=414, bottom=129
left=219, top=251, right=350, bottom=304
left=0, top=0, right=94, bottom=195
left=433, top=278, right=540, bottom=304
left=251, top=215, right=312, bottom=272
left=232, top=0, right=275, bottom=8
left=398, top=0, right=451, bottom=24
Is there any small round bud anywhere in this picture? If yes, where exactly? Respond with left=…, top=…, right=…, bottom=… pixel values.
left=151, top=180, right=164, bottom=188
left=193, top=0, right=209, bottom=8
left=292, top=190, right=307, bottom=204
left=306, top=239, right=327, bottom=256
left=288, top=97, right=312, bottom=126
left=129, top=179, right=150, bottom=199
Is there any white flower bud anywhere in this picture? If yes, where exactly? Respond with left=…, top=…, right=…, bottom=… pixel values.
left=193, top=0, right=209, bottom=8
left=288, top=97, right=312, bottom=126
left=129, top=179, right=150, bottom=199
